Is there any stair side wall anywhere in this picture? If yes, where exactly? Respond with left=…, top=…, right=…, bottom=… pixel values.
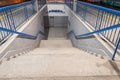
left=0, top=5, right=47, bottom=61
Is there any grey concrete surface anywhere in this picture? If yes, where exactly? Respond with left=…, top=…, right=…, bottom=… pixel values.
left=0, top=39, right=120, bottom=79
left=1, top=76, right=120, bottom=80
left=40, top=40, right=72, bottom=48
left=48, top=27, right=67, bottom=39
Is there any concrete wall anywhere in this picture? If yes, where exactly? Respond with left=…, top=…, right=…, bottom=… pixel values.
left=0, top=5, right=47, bottom=61
left=65, top=5, right=112, bottom=58
left=44, top=16, right=68, bottom=27
left=44, top=4, right=68, bottom=27
left=47, top=4, right=65, bottom=11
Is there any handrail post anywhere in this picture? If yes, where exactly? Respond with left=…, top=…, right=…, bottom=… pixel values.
left=73, top=0, right=77, bottom=12
left=24, top=5, right=28, bottom=20
left=5, top=10, right=14, bottom=30
left=112, top=34, right=120, bottom=60
left=9, top=9, right=16, bottom=30
left=83, top=5, right=87, bottom=20
left=35, top=0, right=39, bottom=12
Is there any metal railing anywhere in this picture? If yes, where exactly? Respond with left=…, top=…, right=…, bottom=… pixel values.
left=0, top=0, right=46, bottom=45
left=38, top=0, right=46, bottom=10
left=76, top=1, right=120, bottom=48
left=0, top=0, right=35, bottom=44
left=65, top=0, right=120, bottom=60
left=65, top=0, right=74, bottom=10
left=0, top=27, right=45, bottom=39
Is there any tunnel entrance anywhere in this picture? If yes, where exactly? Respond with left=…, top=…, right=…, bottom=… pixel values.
left=43, top=5, right=68, bottom=40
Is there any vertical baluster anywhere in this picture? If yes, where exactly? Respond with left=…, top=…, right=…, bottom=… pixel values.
left=112, top=32, right=120, bottom=60
left=9, top=9, right=16, bottom=30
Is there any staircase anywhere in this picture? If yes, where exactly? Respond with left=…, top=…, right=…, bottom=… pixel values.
left=0, top=26, right=120, bottom=79
left=0, top=38, right=120, bottom=80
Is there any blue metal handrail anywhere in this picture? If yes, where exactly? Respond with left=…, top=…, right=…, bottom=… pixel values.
left=68, top=24, right=120, bottom=60
left=0, top=27, right=44, bottom=39
left=68, top=24, right=120, bottom=39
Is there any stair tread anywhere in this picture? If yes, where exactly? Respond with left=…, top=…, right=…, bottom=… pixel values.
left=40, top=40, right=73, bottom=48
left=1, top=76, right=120, bottom=80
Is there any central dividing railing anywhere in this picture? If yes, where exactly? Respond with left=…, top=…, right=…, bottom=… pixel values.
left=65, top=0, right=120, bottom=60
left=0, top=0, right=46, bottom=44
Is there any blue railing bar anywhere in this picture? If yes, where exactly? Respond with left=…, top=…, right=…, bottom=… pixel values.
left=112, top=34, right=120, bottom=60
left=0, top=27, right=44, bottom=39
left=0, top=1, right=32, bottom=11
left=39, top=31, right=45, bottom=36
left=78, top=1, right=120, bottom=15
left=68, top=23, right=120, bottom=39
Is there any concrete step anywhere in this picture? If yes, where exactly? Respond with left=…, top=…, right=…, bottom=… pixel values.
left=22, top=47, right=90, bottom=55
left=48, top=27, right=67, bottom=39
left=40, top=40, right=73, bottom=48
left=48, top=38, right=68, bottom=40
left=1, top=76, right=120, bottom=80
